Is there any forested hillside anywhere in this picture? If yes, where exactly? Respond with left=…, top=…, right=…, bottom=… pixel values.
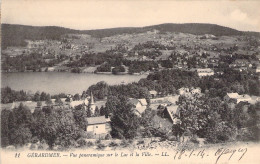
left=2, top=23, right=259, bottom=49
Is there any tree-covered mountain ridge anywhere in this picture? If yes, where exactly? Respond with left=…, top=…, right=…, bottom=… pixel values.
left=2, top=23, right=260, bottom=49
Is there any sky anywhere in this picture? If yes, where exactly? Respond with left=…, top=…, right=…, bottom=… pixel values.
left=1, top=0, right=260, bottom=32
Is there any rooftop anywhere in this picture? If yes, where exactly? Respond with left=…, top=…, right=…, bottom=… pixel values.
left=138, top=99, right=148, bottom=106
left=129, top=98, right=147, bottom=106
left=166, top=105, right=179, bottom=115
left=149, top=90, right=157, bottom=94
left=197, top=68, right=214, bottom=72
left=227, top=93, right=251, bottom=99
left=86, top=116, right=109, bottom=125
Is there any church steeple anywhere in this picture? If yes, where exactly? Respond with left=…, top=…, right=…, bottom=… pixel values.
left=89, top=92, right=96, bottom=115
left=90, top=92, right=95, bottom=105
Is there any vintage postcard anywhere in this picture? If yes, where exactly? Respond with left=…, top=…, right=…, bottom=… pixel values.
left=1, top=0, right=260, bottom=164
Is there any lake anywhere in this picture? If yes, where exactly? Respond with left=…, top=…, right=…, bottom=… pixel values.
left=1, top=72, right=147, bottom=95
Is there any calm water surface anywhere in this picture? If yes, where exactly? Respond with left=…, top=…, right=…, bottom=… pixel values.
left=1, top=72, right=147, bottom=95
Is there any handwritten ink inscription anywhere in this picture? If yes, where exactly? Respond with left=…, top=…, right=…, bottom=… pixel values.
left=173, top=147, right=247, bottom=164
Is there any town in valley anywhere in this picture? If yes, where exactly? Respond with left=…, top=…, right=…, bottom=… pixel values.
left=1, top=23, right=260, bottom=152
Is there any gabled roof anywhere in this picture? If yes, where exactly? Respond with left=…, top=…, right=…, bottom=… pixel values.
left=164, top=105, right=180, bottom=123
left=234, top=59, right=249, bottom=63
left=149, top=90, right=157, bottom=94
left=239, top=94, right=251, bottom=99
left=129, top=99, right=139, bottom=106
left=86, top=116, right=109, bottom=125
left=138, top=99, right=147, bottom=106
left=226, top=93, right=240, bottom=99
left=129, top=98, right=147, bottom=106
left=197, top=68, right=214, bottom=72
left=166, top=105, right=179, bottom=115
left=165, top=95, right=180, bottom=104
left=70, top=100, right=84, bottom=108
left=226, top=93, right=252, bottom=100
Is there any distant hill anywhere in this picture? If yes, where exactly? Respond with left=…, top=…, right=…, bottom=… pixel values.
left=1, top=24, right=78, bottom=49
left=1, top=23, right=260, bottom=49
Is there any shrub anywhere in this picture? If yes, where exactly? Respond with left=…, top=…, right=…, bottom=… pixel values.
left=137, top=140, right=144, bottom=145
left=97, top=143, right=106, bottom=150
left=86, top=141, right=94, bottom=147
left=236, top=128, right=259, bottom=141
left=120, top=139, right=129, bottom=147
left=206, top=122, right=237, bottom=143
left=167, top=135, right=177, bottom=141
left=190, top=136, right=199, bottom=144
left=77, top=139, right=86, bottom=147
left=96, top=139, right=101, bottom=144
left=105, top=134, right=112, bottom=140
left=30, top=144, right=37, bottom=150
left=38, top=140, right=49, bottom=150
left=109, top=141, right=118, bottom=147
left=31, top=136, right=39, bottom=144
left=86, top=133, right=94, bottom=139
left=129, top=139, right=134, bottom=144
left=79, top=131, right=88, bottom=138
left=159, top=137, right=166, bottom=142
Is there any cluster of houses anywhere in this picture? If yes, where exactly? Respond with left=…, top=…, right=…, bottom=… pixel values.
left=196, top=68, right=214, bottom=77
left=178, top=87, right=201, bottom=96
left=67, top=93, right=113, bottom=139
left=29, top=93, right=112, bottom=139
left=6, top=85, right=260, bottom=140
left=229, top=59, right=260, bottom=72
left=90, top=86, right=260, bottom=137
left=69, top=93, right=112, bottom=138
left=224, top=93, right=260, bottom=105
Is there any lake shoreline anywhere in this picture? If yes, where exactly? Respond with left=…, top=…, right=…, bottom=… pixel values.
left=1, top=71, right=147, bottom=76
left=2, top=72, right=147, bottom=95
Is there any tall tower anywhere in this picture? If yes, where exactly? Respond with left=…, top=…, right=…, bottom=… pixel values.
left=89, top=92, right=96, bottom=115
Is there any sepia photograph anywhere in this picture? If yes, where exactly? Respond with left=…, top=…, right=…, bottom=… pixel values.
left=0, top=0, right=260, bottom=164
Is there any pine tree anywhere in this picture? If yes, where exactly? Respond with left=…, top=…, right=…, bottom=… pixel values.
left=109, top=96, right=140, bottom=139
left=86, top=108, right=93, bottom=117
left=100, top=106, right=106, bottom=116
left=94, top=106, right=99, bottom=117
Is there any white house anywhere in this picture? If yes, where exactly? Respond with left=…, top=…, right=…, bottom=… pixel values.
left=197, top=68, right=214, bottom=77
left=150, top=95, right=179, bottom=105
left=178, top=87, right=190, bottom=95
left=47, top=67, right=55, bottom=72
left=60, top=98, right=67, bottom=103
left=70, top=99, right=88, bottom=108
left=149, top=90, right=158, bottom=98
left=224, top=93, right=252, bottom=104
left=164, top=95, right=180, bottom=105
left=163, top=105, right=180, bottom=124
left=129, top=98, right=148, bottom=116
left=256, top=66, right=260, bottom=73
left=86, top=116, right=111, bottom=137
left=178, top=87, right=201, bottom=96
left=191, top=88, right=201, bottom=95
